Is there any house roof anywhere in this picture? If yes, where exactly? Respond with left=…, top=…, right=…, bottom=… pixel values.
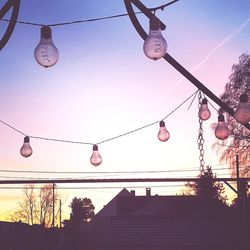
left=116, top=195, right=232, bottom=218
left=106, top=215, right=232, bottom=247
left=93, top=188, right=132, bottom=219
left=90, top=190, right=237, bottom=249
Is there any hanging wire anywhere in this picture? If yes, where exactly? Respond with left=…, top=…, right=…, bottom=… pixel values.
left=187, top=90, right=199, bottom=110
left=29, top=135, right=93, bottom=146
left=0, top=90, right=198, bottom=146
left=0, top=0, right=179, bottom=27
left=161, top=90, right=198, bottom=120
left=197, top=91, right=205, bottom=173
left=0, top=119, right=26, bottom=136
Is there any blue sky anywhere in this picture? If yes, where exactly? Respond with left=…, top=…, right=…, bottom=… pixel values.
left=0, top=0, right=249, bottom=219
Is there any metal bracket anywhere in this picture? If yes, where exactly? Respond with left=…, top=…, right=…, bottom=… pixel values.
left=224, top=180, right=238, bottom=194
left=124, top=0, right=250, bottom=131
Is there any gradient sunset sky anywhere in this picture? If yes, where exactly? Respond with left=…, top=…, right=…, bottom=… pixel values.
left=0, top=0, right=249, bottom=220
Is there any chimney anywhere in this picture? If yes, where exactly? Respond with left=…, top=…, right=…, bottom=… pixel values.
left=130, top=190, right=135, bottom=196
left=146, top=187, right=151, bottom=196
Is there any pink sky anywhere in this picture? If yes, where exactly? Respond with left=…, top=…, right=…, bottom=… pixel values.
left=0, top=0, right=249, bottom=220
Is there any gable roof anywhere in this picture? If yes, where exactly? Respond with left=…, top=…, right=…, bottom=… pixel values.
left=90, top=190, right=237, bottom=249
left=93, top=188, right=132, bottom=219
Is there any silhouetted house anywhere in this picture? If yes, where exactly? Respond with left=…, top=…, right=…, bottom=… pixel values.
left=90, top=188, right=239, bottom=250
left=0, top=221, right=60, bottom=250
left=0, top=221, right=19, bottom=250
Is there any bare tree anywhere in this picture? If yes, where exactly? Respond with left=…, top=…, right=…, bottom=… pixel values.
left=215, top=53, right=250, bottom=177
left=9, top=184, right=59, bottom=227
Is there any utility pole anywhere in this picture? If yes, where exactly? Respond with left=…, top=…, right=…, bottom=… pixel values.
left=236, top=154, right=240, bottom=196
left=59, top=199, right=62, bottom=228
left=52, top=182, right=55, bottom=228
left=236, top=155, right=248, bottom=250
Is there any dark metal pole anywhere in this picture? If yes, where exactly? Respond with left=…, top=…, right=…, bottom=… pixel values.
left=0, top=0, right=20, bottom=51
left=0, top=177, right=249, bottom=184
left=124, top=0, right=250, bottom=131
left=0, top=0, right=13, bottom=19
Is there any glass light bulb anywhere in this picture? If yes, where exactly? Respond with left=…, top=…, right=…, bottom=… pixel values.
left=34, top=26, right=59, bottom=68
left=143, top=16, right=167, bottom=61
left=215, top=114, right=230, bottom=140
left=234, top=93, right=250, bottom=124
left=158, top=120, right=170, bottom=142
left=90, top=145, right=102, bottom=166
left=20, top=136, right=33, bottom=158
left=198, top=98, right=211, bottom=121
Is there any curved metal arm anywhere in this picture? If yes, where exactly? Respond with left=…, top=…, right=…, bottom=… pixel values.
left=124, top=0, right=250, bottom=131
left=124, top=0, right=166, bottom=41
left=0, top=0, right=20, bottom=51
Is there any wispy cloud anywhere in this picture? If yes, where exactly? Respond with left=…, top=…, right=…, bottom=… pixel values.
left=166, top=17, right=250, bottom=95
left=191, top=17, right=250, bottom=72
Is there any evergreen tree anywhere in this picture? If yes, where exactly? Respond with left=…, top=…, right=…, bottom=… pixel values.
left=185, top=166, right=227, bottom=204
left=69, top=197, right=95, bottom=223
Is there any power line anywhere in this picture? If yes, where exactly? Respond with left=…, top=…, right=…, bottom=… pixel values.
left=0, top=184, right=186, bottom=190
left=0, top=172, right=233, bottom=181
left=0, top=165, right=232, bottom=175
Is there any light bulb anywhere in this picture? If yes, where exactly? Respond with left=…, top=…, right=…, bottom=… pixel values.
left=90, top=144, right=102, bottom=166
left=215, top=114, right=230, bottom=140
left=143, top=16, right=167, bottom=61
left=34, top=26, right=59, bottom=68
left=198, top=98, right=211, bottom=121
left=158, top=120, right=170, bottom=142
left=20, top=136, right=33, bottom=158
left=234, top=93, right=250, bottom=124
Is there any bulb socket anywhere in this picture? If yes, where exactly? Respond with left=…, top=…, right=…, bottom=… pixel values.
left=239, top=93, right=248, bottom=103
left=41, top=26, right=52, bottom=39
left=159, top=120, right=165, bottom=127
left=149, top=16, right=160, bottom=30
left=201, top=98, right=208, bottom=104
left=24, top=136, right=30, bottom=143
left=93, top=144, right=98, bottom=151
left=218, top=114, right=225, bottom=122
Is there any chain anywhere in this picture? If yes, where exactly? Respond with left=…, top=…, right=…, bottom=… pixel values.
left=197, top=91, right=205, bottom=173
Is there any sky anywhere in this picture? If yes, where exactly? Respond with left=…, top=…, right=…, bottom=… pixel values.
left=0, top=0, right=250, bottom=221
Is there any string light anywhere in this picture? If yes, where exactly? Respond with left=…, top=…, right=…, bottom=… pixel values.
left=90, top=144, right=102, bottom=166
left=198, top=98, right=211, bottom=121
left=1, top=1, right=179, bottom=27
left=157, top=120, right=170, bottom=142
left=214, top=114, right=230, bottom=140
left=34, top=26, right=59, bottom=68
left=0, top=91, right=198, bottom=165
left=0, top=1, right=242, bottom=165
left=20, top=136, right=33, bottom=158
left=143, top=16, right=167, bottom=61
left=234, top=93, right=250, bottom=124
